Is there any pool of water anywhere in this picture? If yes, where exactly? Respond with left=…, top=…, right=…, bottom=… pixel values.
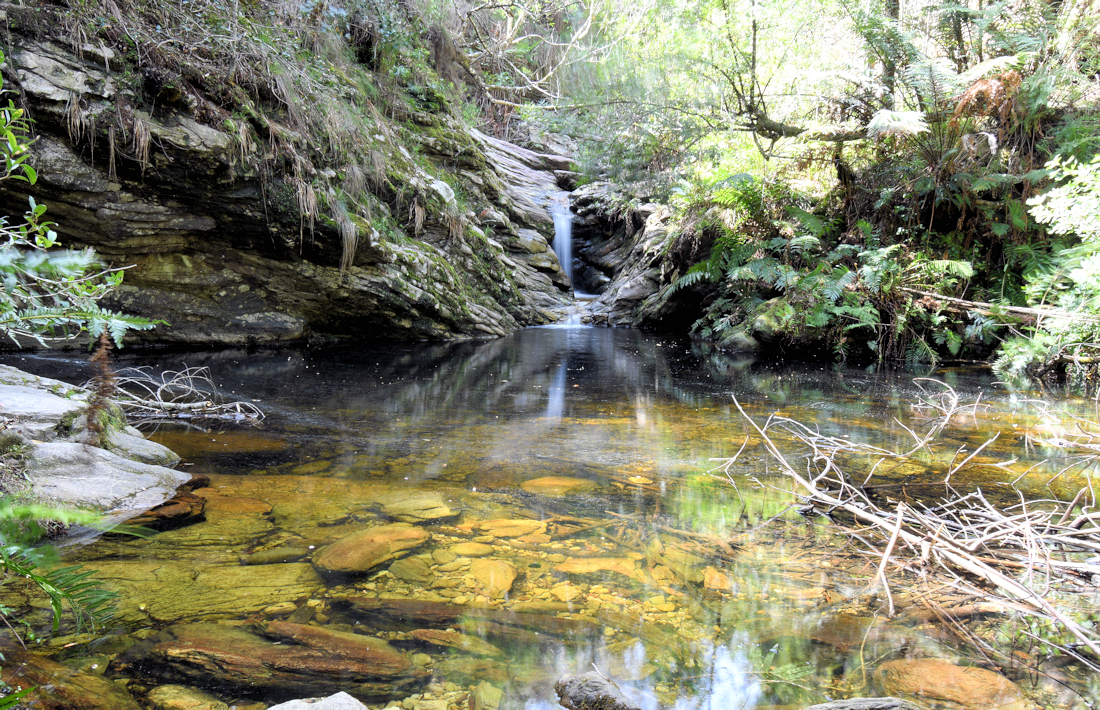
left=3, top=327, right=1097, bottom=708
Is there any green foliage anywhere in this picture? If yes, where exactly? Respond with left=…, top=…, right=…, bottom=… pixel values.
left=0, top=500, right=119, bottom=640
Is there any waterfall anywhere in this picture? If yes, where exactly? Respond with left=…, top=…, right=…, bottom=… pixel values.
left=549, top=197, right=574, bottom=288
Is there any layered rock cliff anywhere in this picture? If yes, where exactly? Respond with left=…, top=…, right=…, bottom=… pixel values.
left=0, top=17, right=575, bottom=346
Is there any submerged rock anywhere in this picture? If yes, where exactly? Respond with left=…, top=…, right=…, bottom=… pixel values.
left=115, top=622, right=427, bottom=701
left=803, top=700, right=919, bottom=710
left=520, top=476, right=598, bottom=496
left=376, top=492, right=455, bottom=523
left=409, top=628, right=504, bottom=657
left=554, top=672, right=640, bottom=710
left=312, top=523, right=431, bottom=574
left=468, top=559, right=518, bottom=598
left=875, top=659, right=1026, bottom=710
left=389, top=556, right=436, bottom=585
left=474, top=519, right=547, bottom=538
left=0, top=646, right=142, bottom=709
left=145, top=684, right=230, bottom=710
left=449, top=542, right=495, bottom=557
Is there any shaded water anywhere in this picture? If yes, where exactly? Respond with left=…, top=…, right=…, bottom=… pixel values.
left=4, top=328, right=1098, bottom=708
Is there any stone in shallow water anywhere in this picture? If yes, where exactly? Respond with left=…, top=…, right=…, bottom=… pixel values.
left=389, top=556, right=436, bottom=585
left=0, top=647, right=142, bottom=710
left=702, top=566, right=732, bottom=591
left=145, top=684, right=230, bottom=710
left=555, top=672, right=640, bottom=710
left=475, top=519, right=546, bottom=538
left=409, top=628, right=504, bottom=657
left=313, top=523, right=430, bottom=574
left=449, top=542, right=495, bottom=557
left=432, top=549, right=457, bottom=564
left=376, top=492, right=455, bottom=523
left=875, top=659, right=1026, bottom=710
left=469, top=559, right=518, bottom=598
left=553, top=557, right=643, bottom=584
left=114, top=622, right=426, bottom=701
left=471, top=682, right=504, bottom=710
left=519, top=477, right=597, bottom=496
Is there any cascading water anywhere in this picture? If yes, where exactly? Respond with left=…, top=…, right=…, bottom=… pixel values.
left=549, top=195, right=574, bottom=289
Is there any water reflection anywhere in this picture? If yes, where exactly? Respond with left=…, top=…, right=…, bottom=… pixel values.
left=2, top=327, right=1095, bottom=708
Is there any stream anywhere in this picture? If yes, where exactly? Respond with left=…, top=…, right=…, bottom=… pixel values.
left=3, top=326, right=1098, bottom=709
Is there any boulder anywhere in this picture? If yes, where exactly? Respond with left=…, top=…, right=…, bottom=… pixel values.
left=145, top=684, right=230, bottom=710
left=114, top=622, right=427, bottom=701
left=875, top=659, right=1026, bottom=710
left=468, top=559, right=518, bottom=598
left=312, top=523, right=430, bottom=574
left=0, top=647, right=142, bottom=710
left=0, top=383, right=85, bottom=440
left=25, top=442, right=192, bottom=525
left=555, top=672, right=640, bottom=710
left=268, top=693, right=369, bottom=710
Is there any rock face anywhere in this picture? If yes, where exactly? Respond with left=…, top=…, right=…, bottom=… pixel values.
left=115, top=622, right=428, bottom=701
left=875, top=659, right=1026, bottom=710
left=312, top=523, right=431, bottom=574
left=0, top=30, right=576, bottom=345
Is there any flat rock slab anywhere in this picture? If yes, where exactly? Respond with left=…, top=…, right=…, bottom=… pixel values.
left=555, top=672, right=640, bottom=710
left=875, top=659, right=1026, bottom=710
left=26, top=442, right=191, bottom=523
left=375, top=491, right=455, bottom=523
left=475, top=519, right=546, bottom=538
left=268, top=693, right=368, bottom=710
left=0, top=383, right=85, bottom=440
left=520, top=476, right=597, bottom=496
left=313, top=523, right=431, bottom=574
left=116, top=622, right=427, bottom=701
left=409, top=628, right=503, bottom=657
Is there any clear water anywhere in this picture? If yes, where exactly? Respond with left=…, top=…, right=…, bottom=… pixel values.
left=3, top=328, right=1097, bottom=708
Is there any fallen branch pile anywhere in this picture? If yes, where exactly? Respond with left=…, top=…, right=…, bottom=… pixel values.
left=714, top=379, right=1100, bottom=670
left=91, top=366, right=264, bottom=422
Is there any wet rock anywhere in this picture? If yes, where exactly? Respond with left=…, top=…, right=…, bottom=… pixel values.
left=555, top=672, right=640, bottom=710
left=553, top=558, right=642, bottom=584
left=90, top=561, right=322, bottom=623
left=0, top=646, right=142, bottom=709
left=115, top=622, right=427, bottom=701
left=469, top=559, right=518, bottom=598
left=475, top=519, right=547, bottom=538
left=268, top=693, right=368, bottom=710
left=25, top=442, right=193, bottom=525
left=434, top=658, right=509, bottom=685
left=313, top=523, right=431, bottom=574
left=449, top=542, right=495, bottom=557
left=702, top=566, right=732, bottom=591
left=241, top=545, right=312, bottom=565
left=470, top=681, right=504, bottom=710
left=803, top=700, right=919, bottom=710
left=124, top=491, right=206, bottom=532
left=376, top=492, right=455, bottom=523
left=390, top=557, right=436, bottom=585
left=409, top=629, right=504, bottom=657
left=105, top=430, right=182, bottom=467
left=145, top=684, right=230, bottom=710
left=509, top=601, right=573, bottom=614
left=550, top=583, right=584, bottom=602
left=875, top=659, right=1026, bottom=710
left=520, top=477, right=598, bottom=496
left=432, top=548, right=458, bottom=564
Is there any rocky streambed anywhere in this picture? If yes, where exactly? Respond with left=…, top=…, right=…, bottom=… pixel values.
left=2, top=336, right=1093, bottom=710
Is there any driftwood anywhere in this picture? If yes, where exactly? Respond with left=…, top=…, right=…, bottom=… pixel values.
left=97, top=365, right=264, bottom=421
left=900, top=287, right=1100, bottom=324
left=718, top=380, right=1100, bottom=670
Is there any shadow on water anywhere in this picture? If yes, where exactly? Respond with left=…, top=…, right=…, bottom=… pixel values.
left=3, top=327, right=1098, bottom=708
